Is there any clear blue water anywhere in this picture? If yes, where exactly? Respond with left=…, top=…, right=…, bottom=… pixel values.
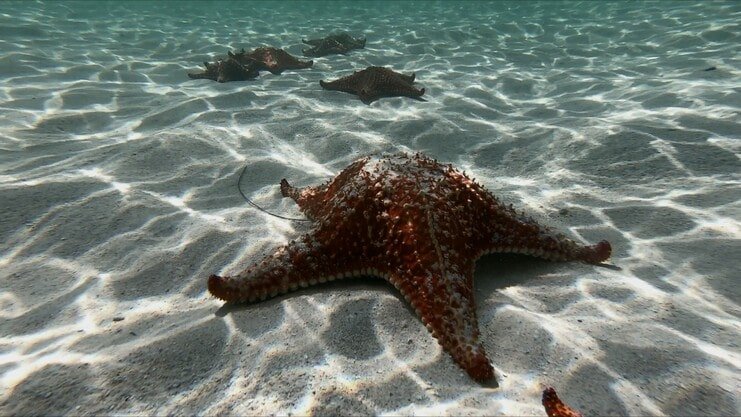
left=1, top=1, right=739, bottom=415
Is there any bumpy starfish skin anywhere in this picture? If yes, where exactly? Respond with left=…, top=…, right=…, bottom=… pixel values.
left=208, top=153, right=611, bottom=381
left=542, top=387, right=584, bottom=417
left=320, top=66, right=425, bottom=104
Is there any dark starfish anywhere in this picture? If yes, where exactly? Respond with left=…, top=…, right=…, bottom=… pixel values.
left=231, top=47, right=313, bottom=75
left=320, top=66, right=425, bottom=104
left=302, top=32, right=366, bottom=57
left=187, top=57, right=259, bottom=83
left=187, top=47, right=313, bottom=83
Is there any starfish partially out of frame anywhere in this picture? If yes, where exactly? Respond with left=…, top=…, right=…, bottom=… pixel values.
left=542, top=387, right=584, bottom=417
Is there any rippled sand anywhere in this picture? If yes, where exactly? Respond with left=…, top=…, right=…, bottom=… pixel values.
left=1, top=1, right=739, bottom=415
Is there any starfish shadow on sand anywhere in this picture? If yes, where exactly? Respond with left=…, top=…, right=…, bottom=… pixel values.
left=212, top=252, right=606, bottom=388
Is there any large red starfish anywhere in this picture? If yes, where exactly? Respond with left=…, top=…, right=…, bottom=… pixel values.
left=208, top=153, right=611, bottom=381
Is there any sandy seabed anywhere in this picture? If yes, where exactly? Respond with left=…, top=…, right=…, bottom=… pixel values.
left=1, top=1, right=739, bottom=416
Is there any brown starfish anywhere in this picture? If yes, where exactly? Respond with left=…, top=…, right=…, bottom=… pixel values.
left=232, top=47, right=313, bottom=75
left=208, top=153, right=611, bottom=381
left=319, top=66, right=425, bottom=104
left=187, top=57, right=259, bottom=83
left=302, top=32, right=366, bottom=57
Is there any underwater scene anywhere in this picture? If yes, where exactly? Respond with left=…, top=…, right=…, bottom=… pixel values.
left=0, top=1, right=739, bottom=415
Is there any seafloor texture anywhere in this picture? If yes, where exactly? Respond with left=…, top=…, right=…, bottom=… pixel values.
left=1, top=1, right=739, bottom=416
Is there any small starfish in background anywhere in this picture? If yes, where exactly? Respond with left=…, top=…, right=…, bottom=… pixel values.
left=302, top=32, right=366, bottom=57
left=187, top=57, right=259, bottom=83
left=231, top=47, right=314, bottom=75
left=542, top=387, right=584, bottom=417
left=188, top=47, right=313, bottom=83
left=320, top=66, right=425, bottom=104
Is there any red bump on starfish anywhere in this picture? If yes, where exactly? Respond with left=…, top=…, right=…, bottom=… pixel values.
left=208, top=153, right=612, bottom=382
left=542, top=387, right=584, bottom=417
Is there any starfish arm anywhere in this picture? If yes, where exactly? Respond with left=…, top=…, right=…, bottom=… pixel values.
left=482, top=211, right=612, bottom=264
left=187, top=70, right=212, bottom=80
left=279, top=179, right=328, bottom=221
left=375, top=80, right=425, bottom=100
left=377, top=161, right=493, bottom=380
left=230, top=52, right=260, bottom=68
left=208, top=185, right=398, bottom=303
left=304, top=34, right=357, bottom=56
left=217, top=59, right=258, bottom=82
left=211, top=158, right=387, bottom=303
left=273, top=49, right=313, bottom=70
left=398, top=72, right=416, bottom=84
left=241, top=48, right=312, bottom=74
left=363, top=72, right=424, bottom=102
left=297, top=59, right=314, bottom=69
left=367, top=68, right=424, bottom=97
left=187, top=59, right=258, bottom=83
left=303, top=39, right=335, bottom=57
left=478, top=200, right=611, bottom=264
left=187, top=61, right=217, bottom=80
left=387, top=265, right=494, bottom=381
left=279, top=157, right=370, bottom=220
left=302, top=38, right=321, bottom=46
left=319, top=75, right=360, bottom=94
left=208, top=231, right=370, bottom=303
left=442, top=169, right=612, bottom=264
left=358, top=90, right=377, bottom=105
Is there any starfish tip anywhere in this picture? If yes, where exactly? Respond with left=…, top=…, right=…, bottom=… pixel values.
left=469, top=362, right=495, bottom=382
left=542, top=387, right=583, bottom=417
left=462, top=350, right=495, bottom=381
left=208, top=274, right=231, bottom=301
left=584, top=239, right=612, bottom=264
